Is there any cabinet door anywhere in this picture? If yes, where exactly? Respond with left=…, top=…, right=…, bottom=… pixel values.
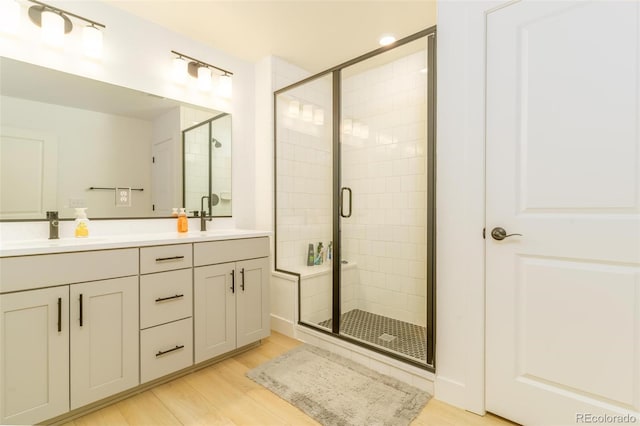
left=0, top=287, right=69, bottom=425
left=236, top=257, right=270, bottom=347
left=194, top=263, right=236, bottom=362
left=70, top=276, right=139, bottom=409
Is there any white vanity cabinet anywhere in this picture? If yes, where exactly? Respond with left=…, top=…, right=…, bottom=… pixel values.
left=0, top=248, right=139, bottom=425
left=194, top=238, right=270, bottom=362
left=0, top=287, right=70, bottom=425
left=0, top=231, right=271, bottom=424
left=139, top=244, right=194, bottom=383
left=69, top=276, right=139, bottom=409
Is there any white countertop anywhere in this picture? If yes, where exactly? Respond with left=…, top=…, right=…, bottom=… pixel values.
left=0, top=229, right=271, bottom=257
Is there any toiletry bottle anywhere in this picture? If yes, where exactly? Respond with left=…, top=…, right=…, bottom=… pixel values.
left=74, top=208, right=90, bottom=238
left=177, top=208, right=188, bottom=233
left=315, top=242, right=324, bottom=265
left=327, top=241, right=332, bottom=263
left=307, top=244, right=315, bottom=266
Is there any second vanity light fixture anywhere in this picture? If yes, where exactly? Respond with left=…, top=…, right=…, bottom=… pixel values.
left=26, top=0, right=105, bottom=57
left=171, top=50, right=233, bottom=98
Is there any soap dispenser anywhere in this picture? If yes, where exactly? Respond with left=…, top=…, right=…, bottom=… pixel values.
left=74, top=208, right=90, bottom=238
left=177, top=207, right=188, bottom=233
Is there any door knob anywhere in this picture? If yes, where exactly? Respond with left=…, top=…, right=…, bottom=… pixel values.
left=491, top=227, right=522, bottom=241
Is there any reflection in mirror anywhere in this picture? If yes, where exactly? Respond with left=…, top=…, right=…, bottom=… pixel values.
left=183, top=114, right=232, bottom=217
left=0, top=57, right=232, bottom=220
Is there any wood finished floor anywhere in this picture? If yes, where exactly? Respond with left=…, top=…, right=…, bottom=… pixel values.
left=63, top=332, right=515, bottom=426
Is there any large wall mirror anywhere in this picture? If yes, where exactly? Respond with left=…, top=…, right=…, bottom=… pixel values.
left=0, top=57, right=232, bottom=220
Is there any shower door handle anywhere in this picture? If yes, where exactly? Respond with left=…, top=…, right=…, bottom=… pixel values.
left=340, top=187, right=352, bottom=218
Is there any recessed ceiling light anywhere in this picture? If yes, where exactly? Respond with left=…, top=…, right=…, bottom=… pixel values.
left=379, top=34, right=396, bottom=46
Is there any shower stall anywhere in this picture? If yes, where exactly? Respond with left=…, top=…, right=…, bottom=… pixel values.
left=274, top=28, right=436, bottom=368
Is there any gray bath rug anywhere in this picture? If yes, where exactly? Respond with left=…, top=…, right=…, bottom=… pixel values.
left=246, top=344, right=431, bottom=426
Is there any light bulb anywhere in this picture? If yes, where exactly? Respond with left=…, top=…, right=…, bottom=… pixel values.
left=197, top=66, right=212, bottom=91
left=82, top=25, right=103, bottom=59
left=0, top=0, right=20, bottom=34
left=302, top=104, right=313, bottom=122
left=172, top=57, right=188, bottom=84
left=41, top=10, right=64, bottom=47
left=313, top=109, right=325, bottom=125
left=379, top=34, right=396, bottom=46
left=218, top=74, right=232, bottom=98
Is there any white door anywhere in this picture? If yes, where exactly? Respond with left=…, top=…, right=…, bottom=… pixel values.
left=0, top=127, right=57, bottom=219
left=236, top=257, right=270, bottom=347
left=194, top=263, right=236, bottom=362
left=0, top=287, right=69, bottom=424
left=70, top=276, right=139, bottom=409
left=486, top=1, right=640, bottom=425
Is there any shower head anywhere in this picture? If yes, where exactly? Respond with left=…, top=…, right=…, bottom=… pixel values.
left=212, top=137, right=222, bottom=148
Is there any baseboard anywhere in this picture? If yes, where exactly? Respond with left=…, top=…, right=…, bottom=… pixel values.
left=271, top=314, right=295, bottom=337
left=434, top=375, right=476, bottom=413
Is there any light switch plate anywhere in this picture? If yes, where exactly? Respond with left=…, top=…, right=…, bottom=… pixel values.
left=115, top=187, right=131, bottom=207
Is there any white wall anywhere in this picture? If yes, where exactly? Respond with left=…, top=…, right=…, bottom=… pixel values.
left=435, top=0, right=506, bottom=414
left=0, top=0, right=255, bottom=228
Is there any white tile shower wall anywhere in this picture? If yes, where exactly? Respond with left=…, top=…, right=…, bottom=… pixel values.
left=275, top=74, right=334, bottom=273
left=300, top=264, right=357, bottom=324
left=341, top=50, right=428, bottom=326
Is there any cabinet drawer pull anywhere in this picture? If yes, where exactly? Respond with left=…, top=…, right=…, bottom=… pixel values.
left=230, top=269, right=235, bottom=293
left=57, top=297, right=62, bottom=332
left=155, top=294, right=184, bottom=303
left=79, top=293, right=83, bottom=327
left=240, top=268, right=245, bottom=292
left=155, top=255, right=185, bottom=263
left=155, top=345, right=185, bottom=357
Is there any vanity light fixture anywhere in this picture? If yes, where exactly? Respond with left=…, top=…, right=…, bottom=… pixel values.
left=172, top=56, right=188, bottom=85
left=82, top=24, right=103, bottom=58
left=40, top=9, right=65, bottom=47
left=0, top=0, right=21, bottom=34
left=218, top=73, right=232, bottom=98
left=171, top=50, right=234, bottom=97
left=313, top=108, right=325, bottom=126
left=197, top=66, right=213, bottom=91
left=27, top=0, right=105, bottom=55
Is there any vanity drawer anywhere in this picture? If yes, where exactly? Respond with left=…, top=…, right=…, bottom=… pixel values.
left=140, top=244, right=192, bottom=274
left=140, top=318, right=193, bottom=384
left=194, top=237, right=269, bottom=267
left=140, top=269, right=192, bottom=329
left=0, top=248, right=138, bottom=293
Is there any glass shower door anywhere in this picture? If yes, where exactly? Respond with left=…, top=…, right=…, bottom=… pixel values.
left=338, top=36, right=434, bottom=364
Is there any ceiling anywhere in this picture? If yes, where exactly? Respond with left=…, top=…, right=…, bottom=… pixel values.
left=105, top=1, right=437, bottom=73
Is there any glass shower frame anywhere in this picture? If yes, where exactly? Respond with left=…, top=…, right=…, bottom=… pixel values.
left=182, top=112, right=232, bottom=217
left=274, top=27, right=436, bottom=370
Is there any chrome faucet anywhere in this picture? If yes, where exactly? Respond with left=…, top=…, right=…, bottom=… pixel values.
left=46, top=211, right=59, bottom=240
left=200, top=195, right=212, bottom=231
